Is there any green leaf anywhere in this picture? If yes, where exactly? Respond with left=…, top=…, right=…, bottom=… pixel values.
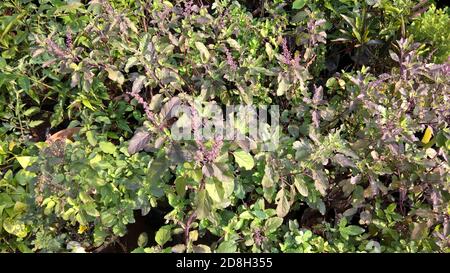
left=23, top=107, right=40, bottom=117
left=101, top=212, right=116, bottom=227
left=138, top=232, right=148, bottom=247
left=62, top=208, right=76, bottom=221
left=253, top=210, right=268, bottom=220
left=147, top=157, right=169, bottom=196
left=79, top=192, right=93, bottom=203
left=264, top=217, right=283, bottom=234
left=95, top=116, right=111, bottom=124
left=239, top=211, right=253, bottom=220
left=44, top=200, right=56, bottom=215
left=435, top=131, right=446, bottom=148
left=216, top=240, right=237, bottom=253
left=3, top=218, right=28, bottom=238
left=196, top=189, right=212, bottom=219
left=195, top=42, right=210, bottom=63
left=125, top=57, right=139, bottom=72
left=175, top=176, right=187, bottom=196
left=249, top=66, right=276, bottom=76
left=82, top=99, right=95, bottom=111
left=106, top=67, right=125, bottom=85
left=83, top=203, right=100, bottom=217
left=50, top=102, right=64, bottom=127
left=233, top=150, right=254, bottom=170
left=262, top=164, right=275, bottom=188
left=99, top=141, right=116, bottom=154
left=18, top=76, right=30, bottom=91
left=14, top=169, right=36, bottom=186
left=313, top=169, right=329, bottom=196
left=205, top=177, right=233, bottom=206
left=221, top=173, right=235, bottom=198
left=294, top=174, right=309, bottom=197
left=14, top=202, right=27, bottom=214
left=86, top=130, right=98, bottom=146
left=344, top=225, right=365, bottom=236
left=0, top=193, right=13, bottom=215
left=155, top=225, right=171, bottom=246
left=28, top=120, right=44, bottom=128
left=94, top=227, right=108, bottom=247
left=0, top=57, right=6, bottom=69
left=293, top=0, right=307, bottom=10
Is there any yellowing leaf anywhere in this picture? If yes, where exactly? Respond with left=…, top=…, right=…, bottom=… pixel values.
left=106, top=67, right=125, bottom=85
left=277, top=76, right=290, bottom=96
left=275, top=188, right=290, bottom=217
left=69, top=62, right=80, bottom=71
left=3, top=218, right=28, bottom=238
left=421, top=126, right=433, bottom=144
left=192, top=244, right=210, bottom=253
left=265, top=42, right=274, bottom=61
left=195, top=42, right=210, bottom=63
left=261, top=165, right=275, bottom=188
left=15, top=156, right=36, bottom=169
left=78, top=225, right=88, bottom=234
left=9, top=141, right=16, bottom=151
left=313, top=169, right=329, bottom=196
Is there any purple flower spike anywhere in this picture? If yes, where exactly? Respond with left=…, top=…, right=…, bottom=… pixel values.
left=281, top=38, right=292, bottom=65
left=224, top=46, right=238, bottom=71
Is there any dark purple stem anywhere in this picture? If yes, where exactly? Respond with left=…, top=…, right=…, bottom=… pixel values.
left=184, top=212, right=197, bottom=246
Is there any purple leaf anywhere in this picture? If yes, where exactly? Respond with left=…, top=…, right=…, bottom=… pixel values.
left=128, top=128, right=151, bottom=155
left=160, top=97, right=181, bottom=121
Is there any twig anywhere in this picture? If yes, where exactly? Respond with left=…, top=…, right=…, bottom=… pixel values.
left=184, top=212, right=197, bottom=246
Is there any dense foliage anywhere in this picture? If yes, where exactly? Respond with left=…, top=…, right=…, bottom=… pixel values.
left=0, top=0, right=449, bottom=253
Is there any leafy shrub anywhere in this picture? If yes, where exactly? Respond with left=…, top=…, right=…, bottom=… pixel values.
left=409, top=4, right=450, bottom=63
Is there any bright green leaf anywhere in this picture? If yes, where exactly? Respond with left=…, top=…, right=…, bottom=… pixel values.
left=293, top=0, right=307, bottom=10
left=99, top=141, right=116, bottom=154
left=155, top=225, right=171, bottom=246
left=233, top=150, right=254, bottom=170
